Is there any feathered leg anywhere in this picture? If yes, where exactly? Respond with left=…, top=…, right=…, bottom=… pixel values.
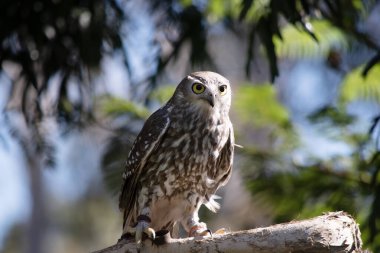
left=181, top=208, right=211, bottom=237
left=123, top=207, right=156, bottom=245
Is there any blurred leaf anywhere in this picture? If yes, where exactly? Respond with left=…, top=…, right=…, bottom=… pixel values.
left=157, top=4, right=215, bottom=75
left=206, top=0, right=268, bottom=22
left=240, top=0, right=318, bottom=80
left=234, top=84, right=290, bottom=127
left=367, top=184, right=380, bottom=249
left=100, top=97, right=149, bottom=119
left=102, top=132, right=134, bottom=196
left=207, top=0, right=237, bottom=20
left=0, top=0, right=124, bottom=83
left=60, top=98, right=75, bottom=115
left=247, top=165, right=363, bottom=223
left=240, top=0, right=271, bottom=22
left=309, top=106, right=355, bottom=126
left=274, top=20, right=348, bottom=59
left=352, top=0, right=364, bottom=11
left=149, top=85, right=176, bottom=104
left=340, top=64, right=380, bottom=104
left=363, top=51, right=380, bottom=77
left=239, top=0, right=254, bottom=21
left=179, top=0, right=193, bottom=7
left=257, top=15, right=279, bottom=82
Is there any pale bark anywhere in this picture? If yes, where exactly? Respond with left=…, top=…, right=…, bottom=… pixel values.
left=92, top=211, right=365, bottom=253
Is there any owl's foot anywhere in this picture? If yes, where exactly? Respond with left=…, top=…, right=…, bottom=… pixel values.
left=188, top=222, right=212, bottom=237
left=135, top=223, right=155, bottom=244
left=129, top=215, right=156, bottom=245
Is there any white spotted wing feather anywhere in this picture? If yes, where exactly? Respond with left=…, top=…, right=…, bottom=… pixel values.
left=119, top=107, right=170, bottom=227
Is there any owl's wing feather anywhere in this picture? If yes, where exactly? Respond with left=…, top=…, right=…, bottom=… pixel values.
left=204, top=123, right=235, bottom=212
left=217, top=123, right=235, bottom=186
left=119, top=106, right=170, bottom=227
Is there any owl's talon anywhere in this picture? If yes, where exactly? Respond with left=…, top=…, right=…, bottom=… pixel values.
left=135, top=220, right=155, bottom=244
left=144, top=227, right=156, bottom=240
left=202, top=229, right=212, bottom=237
left=188, top=224, right=212, bottom=237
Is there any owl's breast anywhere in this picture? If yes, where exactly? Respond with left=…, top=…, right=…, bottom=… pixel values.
left=142, top=118, right=230, bottom=197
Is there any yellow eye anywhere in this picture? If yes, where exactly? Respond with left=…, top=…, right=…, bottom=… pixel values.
left=192, top=83, right=205, bottom=94
left=219, top=85, right=227, bottom=95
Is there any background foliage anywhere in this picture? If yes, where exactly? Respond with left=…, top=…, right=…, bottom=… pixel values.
left=1, top=0, right=380, bottom=252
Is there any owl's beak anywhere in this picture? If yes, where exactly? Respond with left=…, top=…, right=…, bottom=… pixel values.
left=206, top=93, right=215, bottom=108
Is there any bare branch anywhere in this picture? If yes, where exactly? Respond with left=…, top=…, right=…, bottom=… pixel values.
left=92, top=211, right=366, bottom=253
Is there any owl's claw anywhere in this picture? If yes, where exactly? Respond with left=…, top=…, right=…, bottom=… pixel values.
left=188, top=223, right=212, bottom=237
left=144, top=227, right=156, bottom=240
left=135, top=221, right=156, bottom=245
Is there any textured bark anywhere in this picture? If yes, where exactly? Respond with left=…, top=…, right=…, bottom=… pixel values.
left=93, top=211, right=365, bottom=253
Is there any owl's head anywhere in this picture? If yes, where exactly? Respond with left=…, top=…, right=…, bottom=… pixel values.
left=173, top=71, right=231, bottom=113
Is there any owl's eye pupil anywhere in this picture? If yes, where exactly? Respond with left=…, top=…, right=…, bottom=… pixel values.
left=191, top=83, right=205, bottom=94
left=219, top=85, right=226, bottom=92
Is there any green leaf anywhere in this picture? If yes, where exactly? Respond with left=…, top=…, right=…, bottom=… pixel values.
left=179, top=0, right=192, bottom=7
left=274, top=20, right=348, bottom=58
left=241, top=0, right=270, bottom=22
left=247, top=165, right=361, bottom=223
left=234, top=84, right=290, bottom=127
left=100, top=97, right=150, bottom=119
left=149, top=85, right=176, bottom=104
left=206, top=0, right=241, bottom=21
left=309, top=106, right=355, bottom=126
left=340, top=64, right=380, bottom=104
left=206, top=0, right=269, bottom=22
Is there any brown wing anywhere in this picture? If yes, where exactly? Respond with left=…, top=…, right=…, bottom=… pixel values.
left=119, top=106, right=170, bottom=227
left=216, top=123, right=235, bottom=187
left=204, top=123, right=235, bottom=212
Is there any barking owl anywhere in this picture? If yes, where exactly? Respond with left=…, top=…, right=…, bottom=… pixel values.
left=119, top=71, right=234, bottom=244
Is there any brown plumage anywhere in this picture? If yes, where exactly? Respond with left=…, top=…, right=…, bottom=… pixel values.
left=119, top=71, right=234, bottom=243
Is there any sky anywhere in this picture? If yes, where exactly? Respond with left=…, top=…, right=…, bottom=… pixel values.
left=0, top=128, right=31, bottom=249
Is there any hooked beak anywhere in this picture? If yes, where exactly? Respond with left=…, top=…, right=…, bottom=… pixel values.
left=205, top=93, right=215, bottom=108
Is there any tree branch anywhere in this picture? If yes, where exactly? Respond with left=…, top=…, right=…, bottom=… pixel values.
left=93, top=211, right=365, bottom=253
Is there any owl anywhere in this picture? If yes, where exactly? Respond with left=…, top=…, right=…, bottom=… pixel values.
left=119, top=71, right=234, bottom=244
